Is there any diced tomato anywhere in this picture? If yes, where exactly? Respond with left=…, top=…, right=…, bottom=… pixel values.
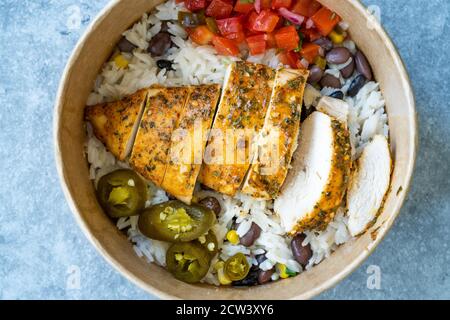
left=185, top=0, right=207, bottom=11
left=224, top=31, right=246, bottom=43
left=275, top=25, right=300, bottom=51
left=278, top=51, right=302, bottom=69
left=291, top=0, right=321, bottom=17
left=246, top=11, right=259, bottom=32
left=206, top=0, right=234, bottom=19
left=271, top=0, right=292, bottom=9
left=234, top=0, right=254, bottom=14
left=247, top=9, right=280, bottom=33
left=216, top=17, right=244, bottom=35
left=212, top=35, right=240, bottom=56
left=300, top=42, right=320, bottom=63
left=311, top=7, right=341, bottom=36
left=187, top=25, right=215, bottom=45
left=246, top=34, right=266, bottom=55
left=265, top=32, right=277, bottom=48
left=301, top=27, right=321, bottom=41
left=261, top=0, right=272, bottom=9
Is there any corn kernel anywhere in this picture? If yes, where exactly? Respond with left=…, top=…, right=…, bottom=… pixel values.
left=218, top=268, right=232, bottom=285
left=329, top=30, right=345, bottom=44
left=314, top=56, right=327, bottom=70
left=114, top=54, right=129, bottom=69
left=226, top=230, right=240, bottom=245
left=277, top=263, right=290, bottom=279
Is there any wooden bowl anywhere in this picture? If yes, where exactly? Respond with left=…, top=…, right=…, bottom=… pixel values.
left=54, top=0, right=417, bottom=299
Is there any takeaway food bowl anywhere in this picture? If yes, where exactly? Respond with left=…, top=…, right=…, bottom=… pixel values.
left=54, top=0, right=417, bottom=299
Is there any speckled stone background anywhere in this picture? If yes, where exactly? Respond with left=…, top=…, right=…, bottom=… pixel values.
left=0, top=0, right=448, bottom=300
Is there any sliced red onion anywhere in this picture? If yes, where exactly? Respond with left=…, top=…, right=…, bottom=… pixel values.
left=278, top=8, right=305, bottom=25
left=255, top=0, right=261, bottom=13
left=306, top=18, right=315, bottom=29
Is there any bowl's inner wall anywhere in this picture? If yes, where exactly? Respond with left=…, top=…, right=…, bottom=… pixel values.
left=55, top=0, right=416, bottom=299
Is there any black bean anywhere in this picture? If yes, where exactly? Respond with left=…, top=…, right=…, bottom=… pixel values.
left=307, top=65, right=324, bottom=84
left=160, top=21, right=171, bottom=33
left=147, top=32, right=172, bottom=57
left=347, top=74, right=366, bottom=97
left=156, top=59, right=174, bottom=71
left=355, top=50, right=373, bottom=80
left=255, top=254, right=267, bottom=265
left=239, top=222, right=262, bottom=247
left=232, top=270, right=259, bottom=287
left=340, top=58, right=355, bottom=79
left=320, top=74, right=342, bottom=89
left=313, top=37, right=333, bottom=51
left=258, top=269, right=274, bottom=285
left=199, top=197, right=221, bottom=216
left=291, top=234, right=312, bottom=267
left=329, top=91, right=344, bottom=100
left=117, top=36, right=137, bottom=53
left=326, top=47, right=351, bottom=64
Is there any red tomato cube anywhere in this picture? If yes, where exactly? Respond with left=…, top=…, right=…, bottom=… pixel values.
left=300, top=42, right=321, bottom=63
left=234, top=0, right=254, bottom=14
left=311, top=7, right=341, bottom=36
left=212, top=36, right=240, bottom=56
left=248, top=9, right=280, bottom=33
left=188, top=25, right=215, bottom=45
left=216, top=17, right=244, bottom=35
left=185, top=0, right=207, bottom=11
left=224, top=31, right=246, bottom=44
left=271, top=0, right=292, bottom=9
left=275, top=25, right=300, bottom=51
left=291, top=0, right=321, bottom=17
left=246, top=34, right=267, bottom=55
left=206, top=0, right=234, bottom=19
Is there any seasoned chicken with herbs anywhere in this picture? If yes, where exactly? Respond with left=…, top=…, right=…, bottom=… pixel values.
left=347, top=135, right=392, bottom=236
left=130, top=87, right=191, bottom=186
left=85, top=89, right=147, bottom=160
left=242, top=68, right=308, bottom=199
left=274, top=112, right=352, bottom=235
left=162, top=84, right=221, bottom=204
left=199, top=61, right=276, bottom=196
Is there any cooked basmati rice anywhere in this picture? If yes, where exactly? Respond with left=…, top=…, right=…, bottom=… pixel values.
left=85, top=0, right=389, bottom=284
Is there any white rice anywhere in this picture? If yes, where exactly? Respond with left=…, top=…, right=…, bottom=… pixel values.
left=85, top=0, right=389, bottom=284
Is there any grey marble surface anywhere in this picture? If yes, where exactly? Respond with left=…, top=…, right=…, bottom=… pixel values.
left=0, top=0, right=448, bottom=300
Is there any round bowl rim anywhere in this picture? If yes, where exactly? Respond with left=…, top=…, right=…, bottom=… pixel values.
left=53, top=0, right=418, bottom=300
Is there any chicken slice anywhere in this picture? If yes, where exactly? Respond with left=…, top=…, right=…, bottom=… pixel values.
left=274, top=112, right=352, bottom=235
left=129, top=87, right=191, bottom=186
left=85, top=89, right=147, bottom=160
left=316, top=96, right=349, bottom=126
left=161, top=84, right=221, bottom=204
left=199, top=61, right=276, bottom=196
left=347, top=135, right=392, bottom=236
left=241, top=68, right=309, bottom=199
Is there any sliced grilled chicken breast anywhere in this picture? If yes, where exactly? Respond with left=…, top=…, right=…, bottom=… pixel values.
left=274, top=112, right=351, bottom=235
left=199, top=61, right=276, bottom=196
left=316, top=96, right=349, bottom=126
left=162, top=84, right=221, bottom=204
left=130, top=87, right=190, bottom=186
left=85, top=89, right=147, bottom=160
left=347, top=135, right=392, bottom=236
left=242, top=68, right=309, bottom=199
